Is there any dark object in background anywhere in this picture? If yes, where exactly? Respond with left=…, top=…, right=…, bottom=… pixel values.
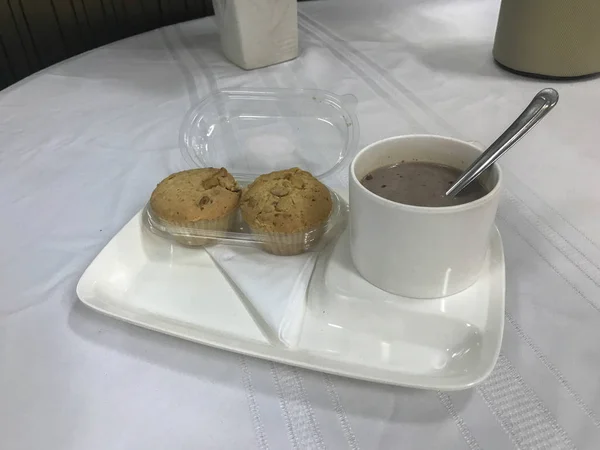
left=493, top=0, right=600, bottom=79
left=0, top=0, right=216, bottom=90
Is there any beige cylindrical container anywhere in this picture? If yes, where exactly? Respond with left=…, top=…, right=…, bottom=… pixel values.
left=493, top=0, right=600, bottom=78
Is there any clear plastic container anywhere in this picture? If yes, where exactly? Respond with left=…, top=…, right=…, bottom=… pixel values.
left=143, top=88, right=359, bottom=254
left=143, top=187, right=348, bottom=255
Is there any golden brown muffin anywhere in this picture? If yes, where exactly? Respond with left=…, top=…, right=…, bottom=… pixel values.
left=240, top=168, right=332, bottom=255
left=150, top=168, right=241, bottom=246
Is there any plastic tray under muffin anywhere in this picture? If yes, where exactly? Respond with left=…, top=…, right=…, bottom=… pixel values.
left=142, top=186, right=348, bottom=255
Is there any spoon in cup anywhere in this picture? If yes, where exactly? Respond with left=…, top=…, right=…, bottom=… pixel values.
left=446, top=88, right=559, bottom=197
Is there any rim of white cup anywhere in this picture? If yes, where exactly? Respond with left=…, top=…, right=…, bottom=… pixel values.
left=350, top=135, right=503, bottom=214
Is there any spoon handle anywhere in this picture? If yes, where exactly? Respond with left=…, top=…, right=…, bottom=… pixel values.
left=446, top=88, right=559, bottom=197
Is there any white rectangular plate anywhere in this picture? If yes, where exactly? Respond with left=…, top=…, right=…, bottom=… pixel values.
left=77, top=210, right=504, bottom=390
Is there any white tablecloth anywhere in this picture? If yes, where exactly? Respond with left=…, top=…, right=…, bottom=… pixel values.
left=2, top=1, right=600, bottom=449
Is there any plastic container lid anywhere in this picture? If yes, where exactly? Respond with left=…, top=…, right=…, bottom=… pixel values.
left=180, top=88, right=359, bottom=181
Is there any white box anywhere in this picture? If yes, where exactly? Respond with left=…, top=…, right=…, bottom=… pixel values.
left=213, top=0, right=299, bottom=70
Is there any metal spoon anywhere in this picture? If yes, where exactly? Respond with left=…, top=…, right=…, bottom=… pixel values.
left=446, top=88, right=559, bottom=197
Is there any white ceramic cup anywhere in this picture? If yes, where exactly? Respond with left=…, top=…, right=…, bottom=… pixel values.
left=349, top=135, right=502, bottom=298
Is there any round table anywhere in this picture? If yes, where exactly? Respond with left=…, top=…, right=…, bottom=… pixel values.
left=2, top=1, right=600, bottom=449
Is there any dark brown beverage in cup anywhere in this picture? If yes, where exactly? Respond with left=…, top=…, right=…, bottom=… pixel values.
left=361, top=162, right=488, bottom=207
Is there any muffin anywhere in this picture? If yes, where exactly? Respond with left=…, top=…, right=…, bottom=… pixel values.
left=150, top=168, right=241, bottom=246
left=240, top=168, right=332, bottom=255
